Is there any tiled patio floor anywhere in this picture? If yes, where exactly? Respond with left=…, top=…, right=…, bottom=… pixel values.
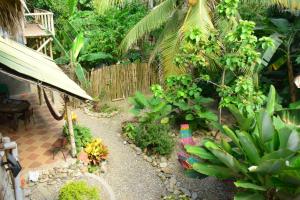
left=0, top=93, right=70, bottom=172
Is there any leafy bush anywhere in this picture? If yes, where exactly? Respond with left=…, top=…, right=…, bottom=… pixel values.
left=85, top=138, right=109, bottom=165
left=218, top=76, right=266, bottom=117
left=63, top=124, right=93, bottom=152
left=122, top=122, right=137, bottom=141
left=58, top=2, right=148, bottom=68
left=59, top=181, right=100, bottom=200
left=152, top=75, right=218, bottom=127
left=185, top=86, right=300, bottom=199
left=134, top=122, right=174, bottom=155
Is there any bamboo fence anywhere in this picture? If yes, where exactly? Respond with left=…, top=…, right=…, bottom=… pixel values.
left=90, top=63, right=159, bottom=101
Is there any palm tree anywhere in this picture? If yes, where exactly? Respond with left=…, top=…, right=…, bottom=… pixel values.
left=94, top=0, right=215, bottom=77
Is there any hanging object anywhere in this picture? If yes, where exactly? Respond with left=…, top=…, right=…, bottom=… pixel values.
left=43, top=89, right=65, bottom=120
left=188, top=0, right=198, bottom=6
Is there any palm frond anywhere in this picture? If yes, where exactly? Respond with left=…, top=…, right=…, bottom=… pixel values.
left=148, top=10, right=182, bottom=64
left=160, top=31, right=185, bottom=76
left=242, top=0, right=300, bottom=10
left=180, top=0, right=214, bottom=36
left=119, top=0, right=177, bottom=53
left=93, top=0, right=128, bottom=14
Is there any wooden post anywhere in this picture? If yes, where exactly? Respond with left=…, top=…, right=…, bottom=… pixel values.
left=65, top=96, right=76, bottom=157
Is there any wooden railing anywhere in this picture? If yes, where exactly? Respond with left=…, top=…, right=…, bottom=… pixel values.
left=25, top=8, right=55, bottom=36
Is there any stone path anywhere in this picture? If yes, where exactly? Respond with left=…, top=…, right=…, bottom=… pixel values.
left=76, top=109, right=165, bottom=200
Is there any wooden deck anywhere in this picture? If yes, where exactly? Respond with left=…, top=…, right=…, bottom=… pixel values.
left=24, top=23, right=51, bottom=38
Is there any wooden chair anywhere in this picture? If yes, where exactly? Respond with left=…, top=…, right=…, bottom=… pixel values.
left=51, top=137, right=68, bottom=161
left=18, top=107, right=35, bottom=130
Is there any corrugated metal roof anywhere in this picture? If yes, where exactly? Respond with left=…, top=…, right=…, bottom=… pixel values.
left=0, top=36, right=92, bottom=100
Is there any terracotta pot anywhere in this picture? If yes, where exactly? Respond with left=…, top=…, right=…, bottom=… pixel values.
left=188, top=0, right=198, bottom=6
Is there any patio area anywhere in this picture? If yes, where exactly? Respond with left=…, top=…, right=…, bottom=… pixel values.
left=0, top=92, right=69, bottom=171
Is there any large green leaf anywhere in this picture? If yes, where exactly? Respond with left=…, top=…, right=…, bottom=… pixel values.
left=185, top=145, right=217, bottom=160
left=261, top=149, right=294, bottom=161
left=287, top=130, right=300, bottom=152
left=192, top=163, right=236, bottom=179
left=228, top=104, right=254, bottom=131
left=222, top=125, right=241, bottom=148
left=71, top=33, right=85, bottom=61
left=277, top=127, right=292, bottom=149
left=75, top=63, right=89, bottom=89
left=266, top=85, right=276, bottom=115
left=78, top=52, right=113, bottom=62
left=236, top=131, right=261, bottom=164
left=261, top=34, right=283, bottom=67
left=257, top=111, right=275, bottom=143
left=254, top=159, right=286, bottom=174
left=234, top=181, right=267, bottom=191
left=209, top=148, right=247, bottom=174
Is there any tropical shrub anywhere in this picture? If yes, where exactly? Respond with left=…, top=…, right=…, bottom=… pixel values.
left=184, top=86, right=300, bottom=199
left=218, top=76, right=266, bottom=117
left=63, top=124, right=93, bottom=152
left=85, top=138, right=109, bottom=165
left=58, top=181, right=100, bottom=200
left=58, top=2, right=148, bottom=68
left=122, top=122, right=137, bottom=141
left=152, top=75, right=218, bottom=126
left=133, top=122, right=174, bottom=155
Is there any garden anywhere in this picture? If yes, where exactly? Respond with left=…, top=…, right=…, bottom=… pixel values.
left=26, top=0, right=300, bottom=199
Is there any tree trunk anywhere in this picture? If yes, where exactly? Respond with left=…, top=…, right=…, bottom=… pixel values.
left=65, top=97, right=77, bottom=157
left=287, top=53, right=297, bottom=102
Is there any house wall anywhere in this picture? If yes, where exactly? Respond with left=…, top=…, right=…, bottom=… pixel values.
left=0, top=72, right=31, bottom=96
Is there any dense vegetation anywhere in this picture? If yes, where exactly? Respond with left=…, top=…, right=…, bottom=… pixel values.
left=29, top=0, right=300, bottom=199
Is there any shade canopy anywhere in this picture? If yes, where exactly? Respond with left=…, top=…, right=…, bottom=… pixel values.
left=0, top=36, right=92, bottom=100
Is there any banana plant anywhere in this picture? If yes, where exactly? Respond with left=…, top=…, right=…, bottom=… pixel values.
left=185, top=85, right=300, bottom=199
left=54, top=33, right=90, bottom=90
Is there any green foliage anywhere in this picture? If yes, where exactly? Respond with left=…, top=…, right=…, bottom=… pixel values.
left=152, top=75, right=218, bottom=126
left=58, top=181, right=100, bottom=200
left=61, top=2, right=148, bottom=68
left=122, top=123, right=137, bottom=140
left=218, top=76, right=266, bottom=117
left=63, top=124, right=93, bottom=152
left=217, top=0, right=239, bottom=18
left=133, top=121, right=175, bottom=155
left=185, top=86, right=300, bottom=199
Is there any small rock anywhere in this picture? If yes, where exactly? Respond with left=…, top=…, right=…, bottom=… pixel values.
left=161, top=167, right=172, bottom=174
left=152, top=161, right=157, bottom=167
left=145, top=156, right=153, bottom=163
left=192, top=192, right=198, bottom=200
left=159, top=162, right=168, bottom=168
left=180, top=188, right=191, bottom=197
left=135, top=147, right=142, bottom=155
left=123, top=141, right=127, bottom=145
left=160, top=156, right=167, bottom=163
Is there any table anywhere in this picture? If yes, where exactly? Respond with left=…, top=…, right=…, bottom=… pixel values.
left=0, top=99, right=30, bottom=130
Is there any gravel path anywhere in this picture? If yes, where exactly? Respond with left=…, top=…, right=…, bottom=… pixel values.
left=75, top=109, right=165, bottom=200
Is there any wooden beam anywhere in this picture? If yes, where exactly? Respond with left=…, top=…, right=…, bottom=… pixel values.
left=65, top=97, right=76, bottom=157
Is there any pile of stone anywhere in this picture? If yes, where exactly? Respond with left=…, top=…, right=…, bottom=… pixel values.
left=24, top=159, right=109, bottom=200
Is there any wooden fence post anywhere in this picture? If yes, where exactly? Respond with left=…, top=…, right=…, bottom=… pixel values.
left=64, top=97, right=76, bottom=157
